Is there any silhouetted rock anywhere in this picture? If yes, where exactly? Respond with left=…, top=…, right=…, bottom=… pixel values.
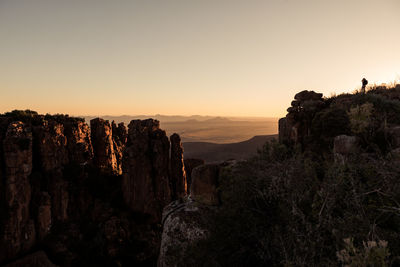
left=63, top=119, right=93, bottom=165
left=0, top=112, right=186, bottom=266
left=90, top=118, right=118, bottom=174
left=122, top=119, right=172, bottom=222
left=190, top=163, right=220, bottom=205
left=170, top=133, right=187, bottom=199
left=0, top=121, right=35, bottom=261
left=183, top=158, right=205, bottom=190
left=279, top=90, right=325, bottom=146
left=33, top=120, right=68, bottom=172
left=294, top=90, right=323, bottom=102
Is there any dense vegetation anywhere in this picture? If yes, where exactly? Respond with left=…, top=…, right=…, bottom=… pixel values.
left=185, top=85, right=400, bottom=266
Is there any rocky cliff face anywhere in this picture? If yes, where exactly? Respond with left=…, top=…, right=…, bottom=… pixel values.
left=90, top=118, right=118, bottom=174
left=170, top=133, right=187, bottom=200
left=0, top=112, right=187, bottom=266
left=1, top=122, right=34, bottom=261
left=122, top=119, right=172, bottom=222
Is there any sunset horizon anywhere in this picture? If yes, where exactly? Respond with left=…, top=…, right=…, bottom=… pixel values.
left=1, top=0, right=399, bottom=117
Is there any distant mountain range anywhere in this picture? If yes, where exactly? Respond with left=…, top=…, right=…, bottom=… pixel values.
left=83, top=115, right=279, bottom=143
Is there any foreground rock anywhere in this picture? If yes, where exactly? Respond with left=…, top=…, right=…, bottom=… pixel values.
left=158, top=199, right=215, bottom=267
left=158, top=161, right=234, bottom=267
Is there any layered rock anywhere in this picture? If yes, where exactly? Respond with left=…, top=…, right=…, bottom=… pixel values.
left=0, top=121, right=35, bottom=260
left=122, top=119, right=172, bottom=222
left=90, top=118, right=118, bottom=174
left=183, top=158, right=204, bottom=191
left=170, top=133, right=187, bottom=199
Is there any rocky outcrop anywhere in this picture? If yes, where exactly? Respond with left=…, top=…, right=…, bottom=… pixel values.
left=279, top=90, right=324, bottom=146
left=90, top=118, right=118, bottom=174
left=170, top=133, right=187, bottom=199
left=158, top=161, right=234, bottom=267
left=183, top=158, right=204, bottom=190
left=0, top=121, right=34, bottom=261
left=122, top=119, right=172, bottom=222
left=158, top=199, right=214, bottom=267
left=63, top=119, right=93, bottom=165
left=33, top=121, right=68, bottom=172
left=0, top=112, right=187, bottom=266
left=190, top=163, right=220, bottom=205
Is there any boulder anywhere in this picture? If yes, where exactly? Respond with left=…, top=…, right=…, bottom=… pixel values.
left=294, top=90, right=323, bottom=102
left=190, top=163, right=220, bottom=205
left=158, top=199, right=214, bottom=267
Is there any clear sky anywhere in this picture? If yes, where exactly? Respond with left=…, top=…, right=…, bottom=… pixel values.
left=0, top=0, right=399, bottom=117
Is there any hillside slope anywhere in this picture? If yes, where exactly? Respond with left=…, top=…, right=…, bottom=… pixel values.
left=183, top=135, right=277, bottom=162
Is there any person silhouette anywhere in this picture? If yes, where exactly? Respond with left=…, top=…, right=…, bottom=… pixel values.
left=361, top=78, right=368, bottom=94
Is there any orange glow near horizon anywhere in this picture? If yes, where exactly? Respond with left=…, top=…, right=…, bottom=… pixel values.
left=1, top=0, right=399, bottom=118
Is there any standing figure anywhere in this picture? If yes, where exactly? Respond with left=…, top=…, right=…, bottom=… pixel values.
left=361, top=78, right=368, bottom=94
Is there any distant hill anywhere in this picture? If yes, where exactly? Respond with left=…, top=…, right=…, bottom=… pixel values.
left=183, top=135, right=278, bottom=162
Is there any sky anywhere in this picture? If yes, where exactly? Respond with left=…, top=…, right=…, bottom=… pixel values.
left=0, top=0, right=399, bottom=117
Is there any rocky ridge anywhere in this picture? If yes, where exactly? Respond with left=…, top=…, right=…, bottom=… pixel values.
left=0, top=111, right=193, bottom=266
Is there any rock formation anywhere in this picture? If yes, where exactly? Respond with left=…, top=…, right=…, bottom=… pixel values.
left=0, top=121, right=34, bottom=261
left=122, top=119, right=172, bottom=222
left=63, top=119, right=93, bottom=165
left=0, top=112, right=186, bottom=266
left=190, top=163, right=220, bottom=205
left=183, top=158, right=204, bottom=190
left=279, top=90, right=325, bottom=147
left=158, top=161, right=232, bottom=267
left=111, top=121, right=127, bottom=175
left=90, top=118, right=118, bottom=174
left=170, top=133, right=187, bottom=199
